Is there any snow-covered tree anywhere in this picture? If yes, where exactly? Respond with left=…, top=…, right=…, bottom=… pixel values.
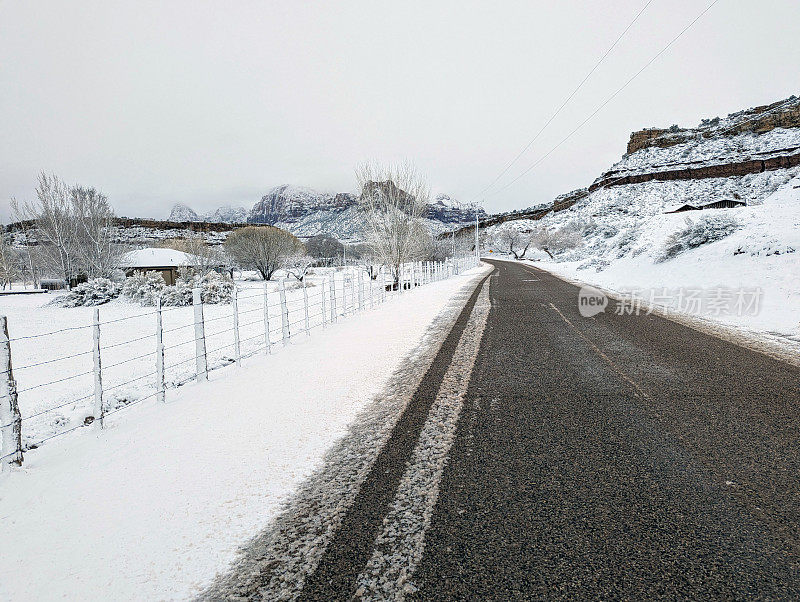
left=0, top=235, right=21, bottom=289
left=224, top=225, right=303, bottom=280
left=12, top=174, right=120, bottom=284
left=530, top=224, right=582, bottom=258
left=490, top=223, right=533, bottom=259
left=356, top=161, right=432, bottom=286
left=283, top=254, right=315, bottom=281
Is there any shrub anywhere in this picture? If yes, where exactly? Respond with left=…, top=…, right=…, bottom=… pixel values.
left=161, top=271, right=234, bottom=306
left=657, top=214, right=740, bottom=262
left=121, top=271, right=166, bottom=306
left=53, top=278, right=121, bottom=307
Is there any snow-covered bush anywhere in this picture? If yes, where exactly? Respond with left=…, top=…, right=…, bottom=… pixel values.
left=160, top=271, right=234, bottom=306
left=199, top=271, right=234, bottom=304
left=657, top=214, right=741, bottom=262
left=160, top=278, right=193, bottom=307
left=121, top=271, right=166, bottom=306
left=53, top=278, right=122, bottom=307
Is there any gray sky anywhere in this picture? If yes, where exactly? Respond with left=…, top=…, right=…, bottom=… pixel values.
left=2, top=0, right=798, bottom=222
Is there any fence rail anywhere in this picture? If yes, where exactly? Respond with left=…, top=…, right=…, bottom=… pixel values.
left=0, top=257, right=479, bottom=468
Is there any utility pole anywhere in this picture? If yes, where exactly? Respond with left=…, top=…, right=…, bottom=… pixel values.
left=475, top=213, right=480, bottom=264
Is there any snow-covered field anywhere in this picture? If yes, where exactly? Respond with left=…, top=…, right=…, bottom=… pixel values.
left=0, top=268, right=398, bottom=451
left=0, top=264, right=488, bottom=601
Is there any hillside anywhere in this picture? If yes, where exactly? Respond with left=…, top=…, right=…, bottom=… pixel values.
left=484, top=95, right=800, bottom=339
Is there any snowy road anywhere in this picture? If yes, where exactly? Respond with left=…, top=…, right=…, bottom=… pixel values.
left=206, top=259, right=800, bottom=599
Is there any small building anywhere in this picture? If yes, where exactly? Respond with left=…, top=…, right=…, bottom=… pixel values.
left=665, top=204, right=700, bottom=214
left=119, top=248, right=210, bottom=285
left=665, top=199, right=746, bottom=214
left=701, top=199, right=746, bottom=210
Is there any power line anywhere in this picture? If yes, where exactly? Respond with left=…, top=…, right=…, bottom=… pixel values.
left=486, top=0, right=721, bottom=199
left=475, top=0, right=656, bottom=200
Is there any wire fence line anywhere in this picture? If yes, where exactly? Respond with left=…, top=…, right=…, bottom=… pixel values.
left=0, top=256, right=479, bottom=468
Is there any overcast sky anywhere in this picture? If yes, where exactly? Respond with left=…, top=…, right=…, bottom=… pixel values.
left=1, top=0, right=798, bottom=222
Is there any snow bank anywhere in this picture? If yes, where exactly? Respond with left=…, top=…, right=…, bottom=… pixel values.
left=0, top=265, right=488, bottom=601
left=505, top=172, right=800, bottom=338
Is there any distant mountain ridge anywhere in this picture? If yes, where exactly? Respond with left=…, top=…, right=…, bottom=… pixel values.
left=168, top=185, right=486, bottom=240
left=167, top=203, right=248, bottom=224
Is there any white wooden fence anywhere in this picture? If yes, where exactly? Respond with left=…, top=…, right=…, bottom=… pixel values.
left=0, top=257, right=478, bottom=469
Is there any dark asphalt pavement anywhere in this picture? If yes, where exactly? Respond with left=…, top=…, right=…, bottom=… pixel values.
left=410, top=260, right=800, bottom=600
left=269, top=259, right=800, bottom=600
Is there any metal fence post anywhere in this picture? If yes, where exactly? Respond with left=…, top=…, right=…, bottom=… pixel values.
left=358, top=270, right=364, bottom=310
left=156, top=299, right=166, bottom=400
left=321, top=278, right=327, bottom=328
left=263, top=281, right=271, bottom=354
left=368, top=271, right=374, bottom=309
left=232, top=287, right=241, bottom=366
left=350, top=270, right=356, bottom=312
left=193, top=288, right=208, bottom=381
left=0, top=316, right=22, bottom=468
left=302, top=278, right=310, bottom=335
left=92, top=308, right=104, bottom=428
left=329, top=273, right=337, bottom=323
left=279, top=279, right=290, bottom=344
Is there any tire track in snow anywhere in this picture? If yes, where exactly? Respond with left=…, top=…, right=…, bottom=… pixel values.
left=198, top=267, right=491, bottom=601
left=354, top=280, right=491, bottom=600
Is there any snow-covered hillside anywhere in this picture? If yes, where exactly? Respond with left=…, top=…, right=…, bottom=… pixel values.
left=485, top=96, right=800, bottom=339
left=528, top=171, right=800, bottom=336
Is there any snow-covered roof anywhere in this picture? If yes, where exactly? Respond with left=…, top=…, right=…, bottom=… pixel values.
left=119, top=248, right=199, bottom=268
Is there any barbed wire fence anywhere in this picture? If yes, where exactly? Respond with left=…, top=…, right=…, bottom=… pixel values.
left=0, top=256, right=479, bottom=470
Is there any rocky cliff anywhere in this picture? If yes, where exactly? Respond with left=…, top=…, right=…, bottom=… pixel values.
left=626, top=96, right=800, bottom=154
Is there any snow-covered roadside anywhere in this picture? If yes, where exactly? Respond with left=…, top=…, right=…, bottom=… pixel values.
left=484, top=167, right=799, bottom=346
left=0, top=265, right=489, bottom=601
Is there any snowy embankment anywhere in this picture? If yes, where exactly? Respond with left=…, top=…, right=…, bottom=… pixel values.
left=491, top=170, right=800, bottom=342
left=0, top=265, right=488, bottom=601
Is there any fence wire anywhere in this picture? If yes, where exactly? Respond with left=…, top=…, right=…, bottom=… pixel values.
left=0, top=257, right=479, bottom=464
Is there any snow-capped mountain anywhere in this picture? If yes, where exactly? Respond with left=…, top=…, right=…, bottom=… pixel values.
left=167, top=203, right=248, bottom=224
left=168, top=203, right=201, bottom=222
left=165, top=186, right=483, bottom=240
left=247, top=185, right=485, bottom=239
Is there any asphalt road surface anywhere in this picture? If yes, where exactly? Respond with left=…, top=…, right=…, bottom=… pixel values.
left=208, top=259, right=800, bottom=600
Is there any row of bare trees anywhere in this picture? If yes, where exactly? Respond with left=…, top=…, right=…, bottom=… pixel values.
left=487, top=221, right=582, bottom=259
left=4, top=163, right=465, bottom=289
left=10, top=173, right=119, bottom=285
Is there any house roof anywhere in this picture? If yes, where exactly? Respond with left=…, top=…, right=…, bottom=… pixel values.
left=665, top=204, right=699, bottom=214
left=119, top=248, right=199, bottom=268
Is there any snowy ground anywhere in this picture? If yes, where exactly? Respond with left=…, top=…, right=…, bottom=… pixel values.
left=485, top=171, right=800, bottom=342
left=0, top=264, right=488, bottom=601
left=0, top=268, right=408, bottom=450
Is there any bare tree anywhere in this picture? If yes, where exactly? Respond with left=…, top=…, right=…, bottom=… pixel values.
left=530, top=224, right=582, bottom=258
left=12, top=174, right=120, bottom=284
left=490, top=223, right=532, bottom=259
left=283, top=253, right=315, bottom=281
left=356, top=161, right=432, bottom=286
left=7, top=202, right=40, bottom=288
left=306, top=234, right=344, bottom=263
left=0, top=235, right=21, bottom=289
left=159, top=235, right=222, bottom=275
left=71, top=186, right=119, bottom=278
left=224, top=225, right=302, bottom=280
left=14, top=173, right=77, bottom=283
